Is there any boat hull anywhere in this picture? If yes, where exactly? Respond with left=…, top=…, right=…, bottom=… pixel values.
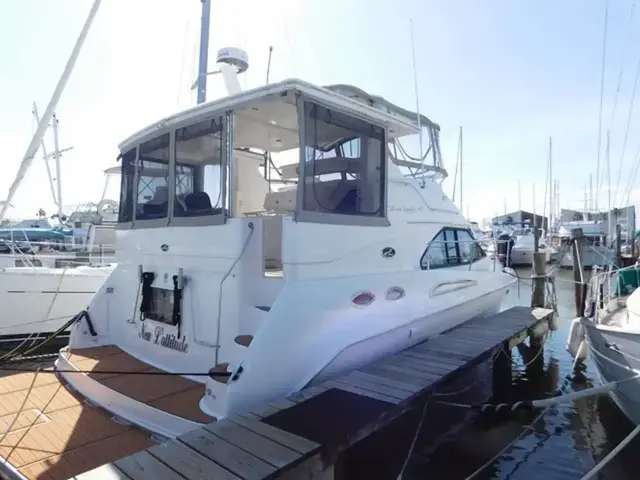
left=307, top=284, right=509, bottom=387
left=559, top=247, right=615, bottom=269
left=582, top=318, right=640, bottom=425
left=0, top=266, right=113, bottom=347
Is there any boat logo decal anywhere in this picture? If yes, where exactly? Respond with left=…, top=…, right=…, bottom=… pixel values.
left=138, top=322, right=188, bottom=353
left=161, top=244, right=169, bottom=252
left=381, top=247, right=396, bottom=258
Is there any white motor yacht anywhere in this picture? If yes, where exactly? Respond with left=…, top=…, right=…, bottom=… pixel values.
left=56, top=78, right=517, bottom=437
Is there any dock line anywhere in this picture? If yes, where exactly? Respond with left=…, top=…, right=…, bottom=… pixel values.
left=580, top=422, right=640, bottom=480
left=439, top=373, right=640, bottom=413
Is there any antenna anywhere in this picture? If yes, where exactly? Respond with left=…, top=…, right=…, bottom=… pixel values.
left=190, top=47, right=249, bottom=97
left=266, top=46, right=273, bottom=84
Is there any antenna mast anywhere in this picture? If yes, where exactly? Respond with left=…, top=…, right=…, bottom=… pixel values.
left=266, top=46, right=273, bottom=84
left=196, top=0, right=212, bottom=105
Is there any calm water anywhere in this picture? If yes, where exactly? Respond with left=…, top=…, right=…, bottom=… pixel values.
left=409, top=266, right=640, bottom=480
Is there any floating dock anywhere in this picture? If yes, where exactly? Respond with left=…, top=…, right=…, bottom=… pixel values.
left=0, top=306, right=553, bottom=479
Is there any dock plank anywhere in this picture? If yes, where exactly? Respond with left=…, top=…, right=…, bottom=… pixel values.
left=74, top=464, right=130, bottom=479
left=380, top=354, right=455, bottom=377
left=115, top=450, right=185, bottom=479
left=333, top=372, right=417, bottom=400
left=227, top=415, right=320, bottom=454
left=179, top=427, right=276, bottom=479
left=247, top=404, right=283, bottom=419
left=148, top=440, right=240, bottom=480
left=286, top=385, right=331, bottom=404
left=322, top=380, right=403, bottom=404
left=401, top=350, right=468, bottom=369
left=361, top=363, right=440, bottom=386
left=340, top=370, right=423, bottom=394
left=204, top=419, right=301, bottom=467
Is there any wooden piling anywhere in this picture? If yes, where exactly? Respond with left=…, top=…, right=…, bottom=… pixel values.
left=615, top=223, right=622, bottom=267
left=531, top=251, right=547, bottom=309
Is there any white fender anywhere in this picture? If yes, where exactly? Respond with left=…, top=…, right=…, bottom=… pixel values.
left=566, top=317, right=587, bottom=360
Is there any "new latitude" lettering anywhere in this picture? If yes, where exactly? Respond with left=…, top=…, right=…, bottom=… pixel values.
left=138, top=322, right=188, bottom=353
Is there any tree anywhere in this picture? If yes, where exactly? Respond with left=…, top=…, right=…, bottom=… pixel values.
left=573, top=212, right=583, bottom=221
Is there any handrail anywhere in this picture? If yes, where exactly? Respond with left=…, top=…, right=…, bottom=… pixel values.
left=430, top=279, right=477, bottom=298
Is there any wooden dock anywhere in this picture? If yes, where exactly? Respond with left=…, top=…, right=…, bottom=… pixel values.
left=63, top=306, right=553, bottom=480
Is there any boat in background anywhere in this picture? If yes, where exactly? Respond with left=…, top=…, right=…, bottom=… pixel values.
left=568, top=265, right=640, bottom=425
left=552, top=221, right=615, bottom=268
left=0, top=13, right=118, bottom=348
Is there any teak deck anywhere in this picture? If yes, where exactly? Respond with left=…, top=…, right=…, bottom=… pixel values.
left=0, top=362, right=156, bottom=480
left=63, top=346, right=213, bottom=424
left=68, top=306, right=553, bottom=480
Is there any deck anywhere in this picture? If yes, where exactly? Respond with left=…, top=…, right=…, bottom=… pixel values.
left=69, top=306, right=553, bottom=480
left=62, top=346, right=213, bottom=424
left=0, top=361, right=157, bottom=480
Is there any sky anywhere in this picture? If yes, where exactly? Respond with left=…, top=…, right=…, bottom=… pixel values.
left=0, top=0, right=638, bottom=226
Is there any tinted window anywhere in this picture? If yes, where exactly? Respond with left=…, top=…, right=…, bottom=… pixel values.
left=301, top=102, right=385, bottom=217
left=135, top=133, right=170, bottom=221
left=455, top=229, right=485, bottom=263
left=421, top=230, right=447, bottom=268
left=174, top=117, right=225, bottom=218
left=421, top=228, right=486, bottom=270
left=118, top=149, right=135, bottom=223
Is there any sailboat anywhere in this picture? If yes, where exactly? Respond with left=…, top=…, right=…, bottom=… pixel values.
left=568, top=266, right=640, bottom=425
left=0, top=110, right=118, bottom=269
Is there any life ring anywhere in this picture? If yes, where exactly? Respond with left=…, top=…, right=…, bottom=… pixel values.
left=96, top=199, right=119, bottom=217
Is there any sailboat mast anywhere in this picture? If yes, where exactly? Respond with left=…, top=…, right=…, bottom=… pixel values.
left=607, top=129, right=612, bottom=241
left=589, top=173, right=600, bottom=212
left=459, top=127, right=463, bottom=215
left=549, top=137, right=553, bottom=230
left=52, top=114, right=64, bottom=220
left=0, top=0, right=102, bottom=221
left=196, top=0, right=212, bottom=105
left=533, top=183, right=536, bottom=228
left=32, top=103, right=58, bottom=206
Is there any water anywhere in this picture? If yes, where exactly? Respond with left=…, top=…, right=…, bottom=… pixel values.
left=409, top=266, right=640, bottom=479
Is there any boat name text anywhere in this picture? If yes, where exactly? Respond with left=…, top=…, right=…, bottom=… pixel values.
left=138, top=322, right=188, bottom=353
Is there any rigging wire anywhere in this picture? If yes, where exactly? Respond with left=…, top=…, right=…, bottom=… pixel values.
left=595, top=0, right=609, bottom=213
left=608, top=2, right=636, bottom=131
left=620, top=142, right=640, bottom=207
left=612, top=4, right=640, bottom=207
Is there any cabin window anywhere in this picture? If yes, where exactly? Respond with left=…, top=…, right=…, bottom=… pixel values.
left=173, top=116, right=226, bottom=222
left=118, top=148, right=135, bottom=223
left=421, top=228, right=486, bottom=269
left=135, top=133, right=170, bottom=221
left=298, top=101, right=387, bottom=225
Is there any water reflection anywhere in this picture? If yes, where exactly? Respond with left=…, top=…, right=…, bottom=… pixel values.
left=410, top=267, right=640, bottom=479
